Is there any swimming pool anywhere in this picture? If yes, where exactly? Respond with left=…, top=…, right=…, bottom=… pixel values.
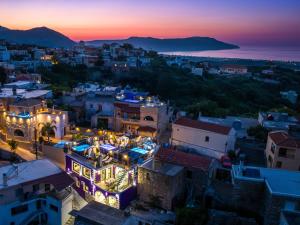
left=72, top=144, right=91, bottom=152
left=100, top=144, right=117, bottom=151
left=130, top=147, right=148, bottom=155
left=54, top=141, right=70, bottom=148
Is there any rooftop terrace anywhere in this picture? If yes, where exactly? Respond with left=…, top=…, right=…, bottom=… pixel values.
left=232, top=165, right=300, bottom=198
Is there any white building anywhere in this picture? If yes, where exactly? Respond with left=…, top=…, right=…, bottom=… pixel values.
left=171, top=117, right=236, bottom=159
left=220, top=65, right=248, bottom=75
left=280, top=90, right=298, bottom=104
left=191, top=67, right=204, bottom=76
left=0, top=159, right=74, bottom=225
left=0, top=46, right=10, bottom=61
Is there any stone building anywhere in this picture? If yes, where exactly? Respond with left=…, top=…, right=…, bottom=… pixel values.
left=114, top=96, right=170, bottom=138
left=138, top=147, right=213, bottom=210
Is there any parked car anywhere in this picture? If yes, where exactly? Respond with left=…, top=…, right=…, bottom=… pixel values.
left=221, top=155, right=232, bottom=168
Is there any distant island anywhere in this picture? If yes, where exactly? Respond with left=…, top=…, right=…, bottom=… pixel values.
left=0, top=26, right=75, bottom=48
left=87, top=36, right=239, bottom=52
left=0, top=26, right=239, bottom=51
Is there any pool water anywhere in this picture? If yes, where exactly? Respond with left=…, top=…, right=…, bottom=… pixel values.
left=130, top=147, right=148, bottom=155
left=54, top=141, right=70, bottom=148
left=72, top=144, right=91, bottom=152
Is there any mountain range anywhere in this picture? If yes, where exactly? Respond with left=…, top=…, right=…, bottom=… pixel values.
left=87, top=37, right=239, bottom=52
left=0, top=26, right=239, bottom=51
left=0, top=26, right=75, bottom=48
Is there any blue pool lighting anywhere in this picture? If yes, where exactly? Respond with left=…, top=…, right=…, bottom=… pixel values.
left=72, top=144, right=91, bottom=152
left=130, top=147, right=149, bottom=155
left=100, top=144, right=117, bottom=151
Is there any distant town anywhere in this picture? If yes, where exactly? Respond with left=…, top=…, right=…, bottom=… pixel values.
left=0, top=38, right=299, bottom=225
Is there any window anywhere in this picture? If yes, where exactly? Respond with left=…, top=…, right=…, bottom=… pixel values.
left=36, top=200, right=42, bottom=210
left=276, top=161, right=282, bottom=168
left=45, top=184, right=51, bottom=192
left=186, top=170, right=193, bottom=179
left=90, top=104, right=93, bottom=109
left=72, top=161, right=81, bottom=174
left=15, top=188, right=23, bottom=198
left=278, top=148, right=287, bottom=157
left=49, top=204, right=58, bottom=212
left=11, top=204, right=28, bottom=216
left=83, top=182, right=89, bottom=193
left=75, top=177, right=80, bottom=188
left=82, top=167, right=91, bottom=179
left=33, top=184, right=39, bottom=192
left=278, top=148, right=295, bottom=159
left=14, top=129, right=24, bottom=137
left=205, top=136, right=210, bottom=142
left=146, top=172, right=150, bottom=181
left=144, top=116, right=154, bottom=121
left=271, top=143, right=276, bottom=154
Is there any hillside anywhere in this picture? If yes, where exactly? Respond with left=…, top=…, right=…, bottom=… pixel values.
left=0, top=26, right=75, bottom=48
left=87, top=36, right=239, bottom=52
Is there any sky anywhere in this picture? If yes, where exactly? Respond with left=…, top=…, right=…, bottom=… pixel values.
left=0, top=0, right=300, bottom=47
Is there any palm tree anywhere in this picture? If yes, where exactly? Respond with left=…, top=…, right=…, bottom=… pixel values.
left=39, top=121, right=57, bottom=142
left=8, top=139, right=18, bottom=155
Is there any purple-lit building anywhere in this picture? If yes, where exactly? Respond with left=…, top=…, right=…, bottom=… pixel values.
left=65, top=152, right=137, bottom=209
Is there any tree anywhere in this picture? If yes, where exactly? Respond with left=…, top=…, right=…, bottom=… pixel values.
left=8, top=139, right=18, bottom=155
left=122, top=43, right=134, bottom=50
left=0, top=66, right=6, bottom=85
left=39, top=121, right=57, bottom=142
left=247, top=125, right=268, bottom=142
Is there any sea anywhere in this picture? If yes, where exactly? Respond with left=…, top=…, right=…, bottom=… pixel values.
left=161, top=46, right=300, bottom=62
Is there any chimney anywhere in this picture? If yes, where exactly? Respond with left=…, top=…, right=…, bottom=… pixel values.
left=3, top=173, right=8, bottom=187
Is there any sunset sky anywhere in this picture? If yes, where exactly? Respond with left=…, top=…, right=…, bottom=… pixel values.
left=1, top=0, right=300, bottom=46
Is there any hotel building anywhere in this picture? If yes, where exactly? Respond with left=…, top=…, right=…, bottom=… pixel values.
left=114, top=93, right=170, bottom=138
left=0, top=99, right=69, bottom=143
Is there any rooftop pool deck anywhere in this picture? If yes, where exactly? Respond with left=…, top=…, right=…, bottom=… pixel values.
left=54, top=140, right=70, bottom=148
left=72, top=144, right=91, bottom=152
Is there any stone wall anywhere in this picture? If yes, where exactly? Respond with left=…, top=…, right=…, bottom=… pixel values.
left=137, top=165, right=184, bottom=210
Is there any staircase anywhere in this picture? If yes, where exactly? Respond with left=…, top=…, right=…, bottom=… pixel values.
left=64, top=191, right=81, bottom=225
left=115, top=170, right=127, bottom=191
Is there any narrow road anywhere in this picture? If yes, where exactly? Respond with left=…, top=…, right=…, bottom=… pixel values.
left=0, top=140, right=38, bottom=161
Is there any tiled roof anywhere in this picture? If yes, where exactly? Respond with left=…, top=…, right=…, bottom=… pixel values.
left=23, top=172, right=74, bottom=192
left=269, top=131, right=300, bottom=148
left=221, top=65, right=247, bottom=69
left=11, top=99, right=42, bottom=107
left=114, top=102, right=140, bottom=114
left=174, top=117, right=231, bottom=135
left=155, top=147, right=212, bottom=171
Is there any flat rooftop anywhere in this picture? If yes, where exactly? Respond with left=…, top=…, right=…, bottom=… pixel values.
left=0, top=88, right=50, bottom=99
left=4, top=81, right=32, bottom=86
left=0, top=159, right=62, bottom=190
left=72, top=201, right=127, bottom=225
left=232, top=165, right=300, bottom=198
left=141, top=158, right=184, bottom=176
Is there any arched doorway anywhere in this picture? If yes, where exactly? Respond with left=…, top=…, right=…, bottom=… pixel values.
left=94, top=191, right=106, bottom=205
left=14, top=129, right=24, bottom=137
left=107, top=195, right=119, bottom=208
